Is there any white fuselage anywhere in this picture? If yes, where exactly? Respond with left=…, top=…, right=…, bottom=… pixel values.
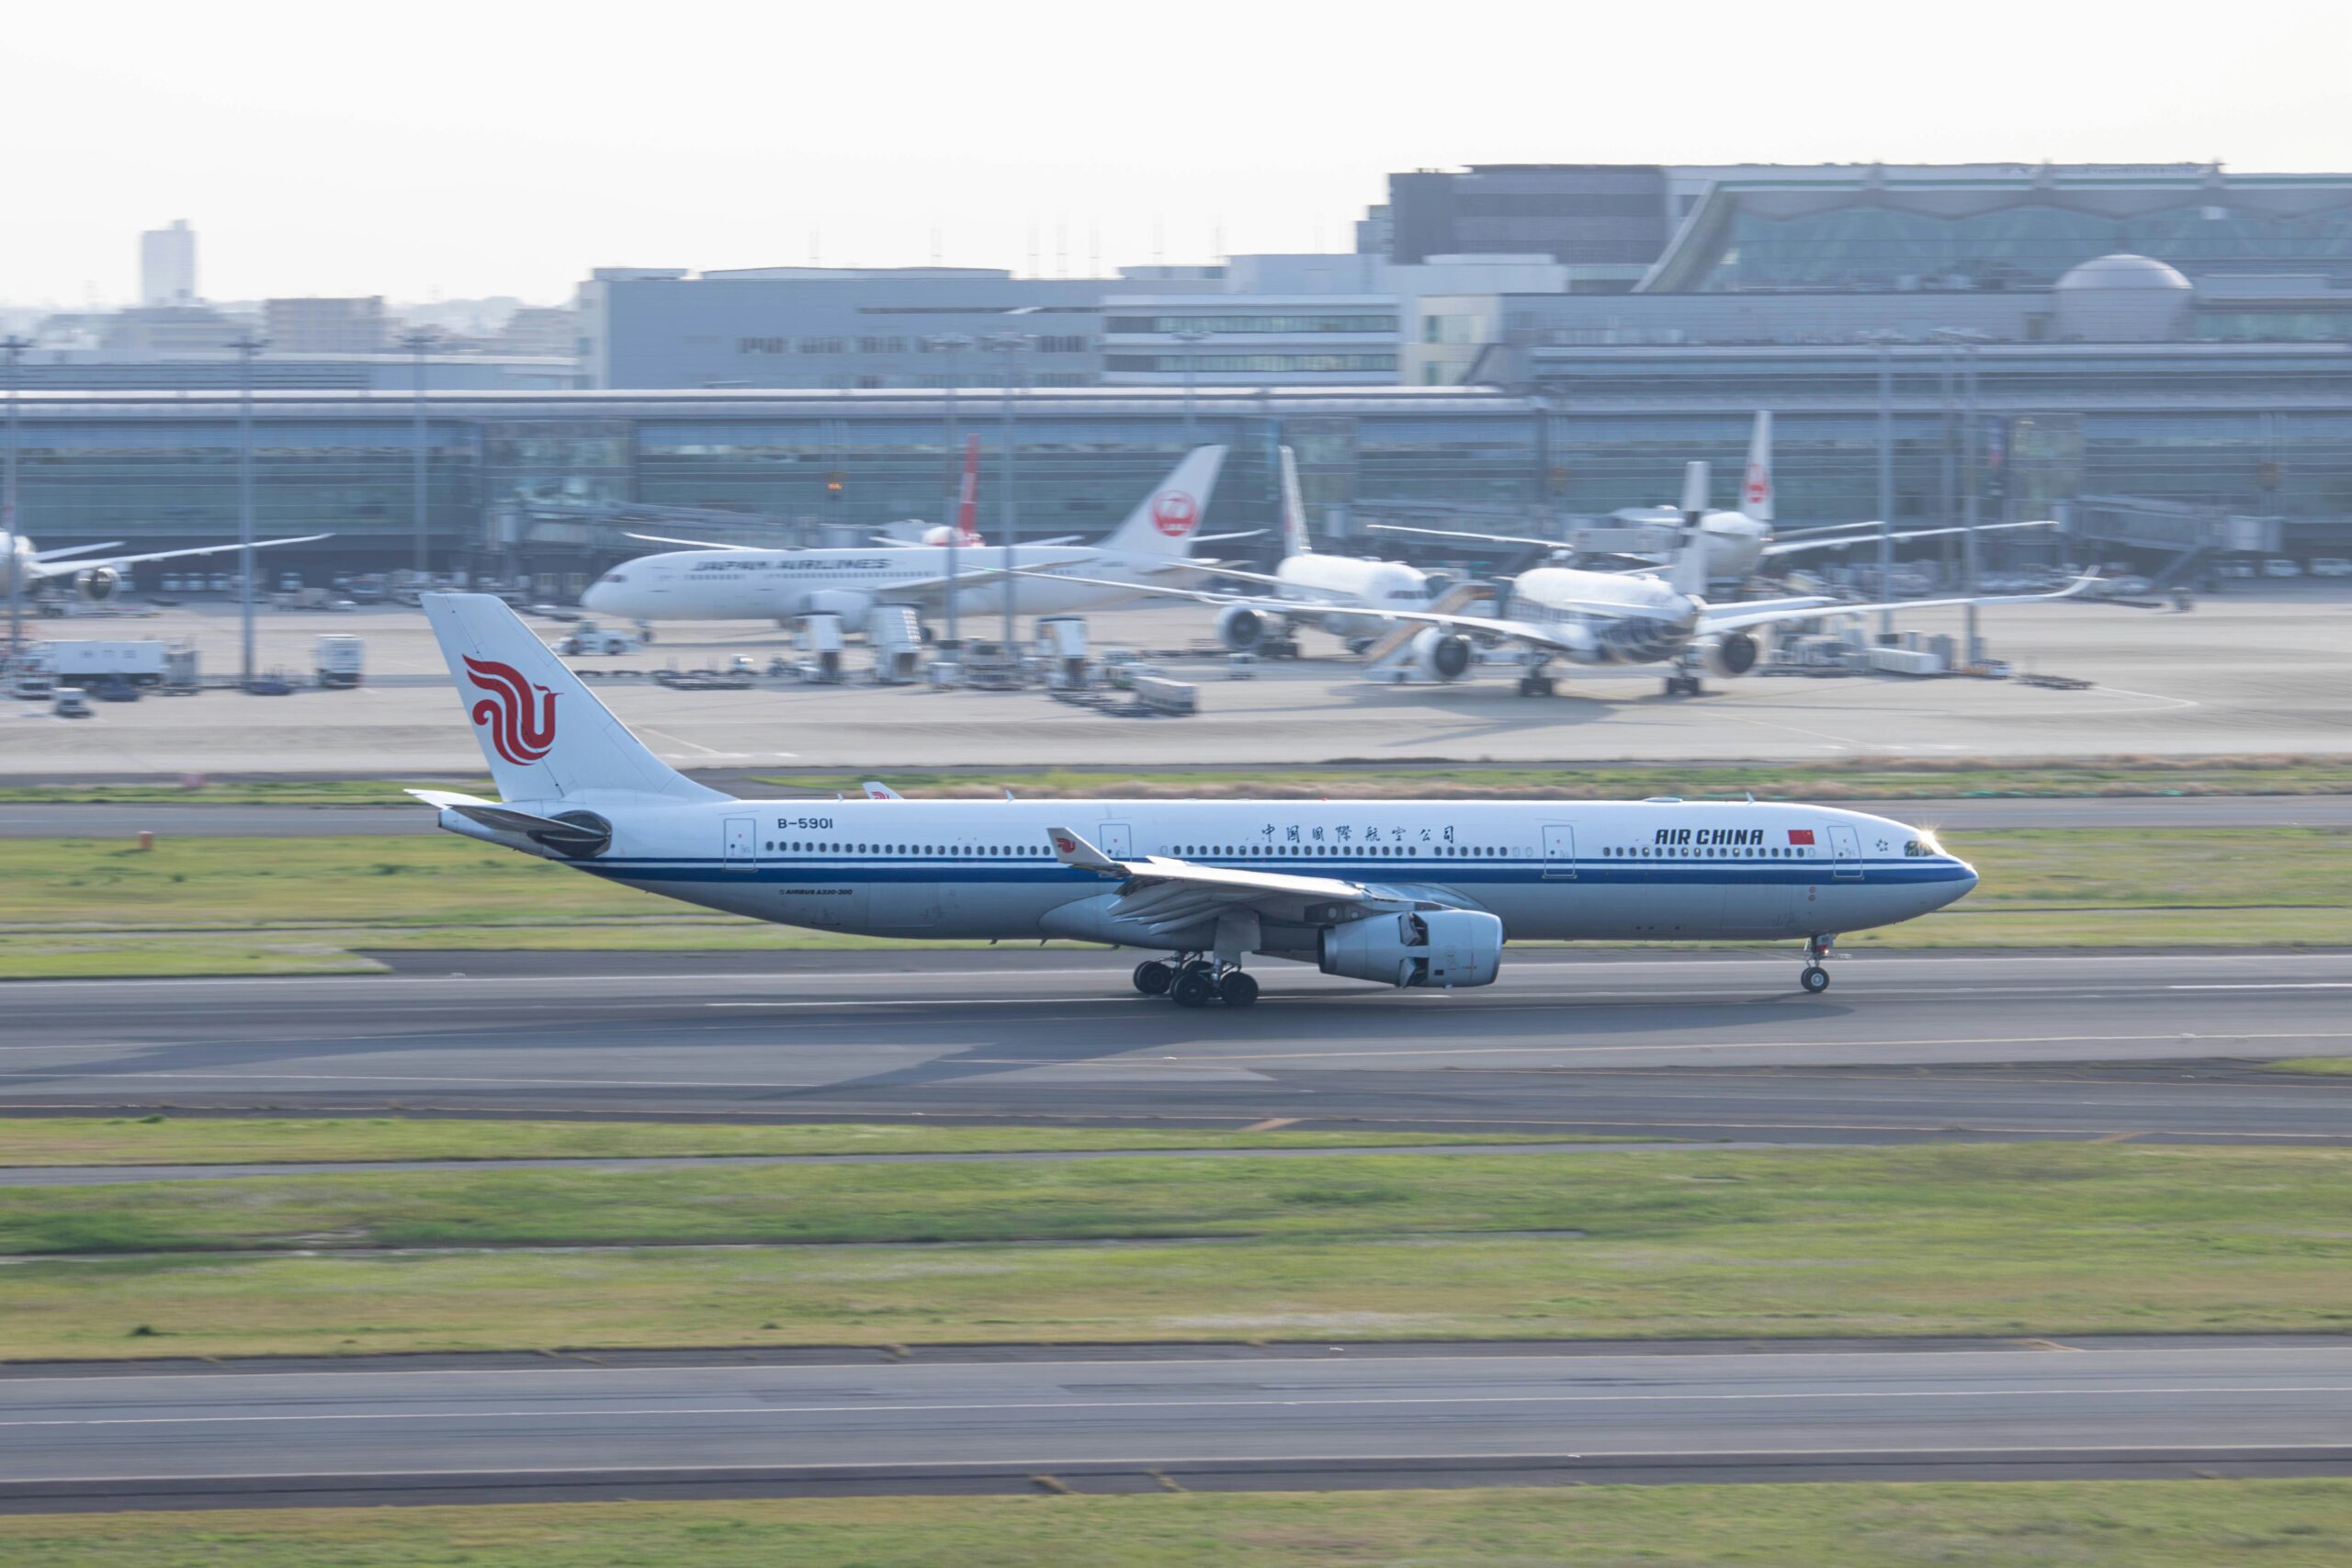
left=457, top=795, right=1974, bottom=951
left=1270, top=555, right=1434, bottom=639
left=581, top=543, right=1189, bottom=625
left=1510, top=565, right=1703, bottom=666
left=1608, top=508, right=1772, bottom=581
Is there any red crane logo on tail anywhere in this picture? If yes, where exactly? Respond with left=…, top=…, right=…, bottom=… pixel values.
left=462, top=656, right=558, bottom=765
left=1743, top=463, right=1770, bottom=510
left=1151, top=491, right=1199, bottom=537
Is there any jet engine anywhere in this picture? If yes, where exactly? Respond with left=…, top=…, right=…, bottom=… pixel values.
left=1408, top=627, right=1474, bottom=682
left=525, top=809, right=613, bottom=860
left=74, top=566, right=121, bottom=604
left=1695, top=630, right=1759, bottom=679
left=1216, top=604, right=1268, bottom=652
left=1318, top=909, right=1502, bottom=988
left=803, top=589, right=874, bottom=622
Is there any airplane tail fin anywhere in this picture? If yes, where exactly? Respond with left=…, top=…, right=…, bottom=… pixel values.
left=1278, top=445, right=1311, bottom=557
left=1670, top=462, right=1713, bottom=596
left=954, top=433, right=981, bottom=544
left=1099, top=446, right=1228, bottom=559
left=1740, top=412, right=1773, bottom=525
left=423, top=593, right=727, bottom=806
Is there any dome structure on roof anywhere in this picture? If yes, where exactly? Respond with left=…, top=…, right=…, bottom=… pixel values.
left=2052, top=254, right=2194, bottom=340
left=2055, top=253, right=2194, bottom=291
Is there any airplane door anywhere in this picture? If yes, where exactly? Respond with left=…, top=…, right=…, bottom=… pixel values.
left=1542, top=824, right=1577, bottom=880
left=1828, top=823, right=1862, bottom=880
left=723, top=816, right=758, bottom=873
left=1097, top=822, right=1133, bottom=858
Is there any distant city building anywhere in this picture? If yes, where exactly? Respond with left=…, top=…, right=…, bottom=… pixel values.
left=497, top=305, right=577, bottom=357
left=139, top=220, right=198, bottom=307
left=98, top=305, right=242, bottom=359
left=264, top=296, right=388, bottom=355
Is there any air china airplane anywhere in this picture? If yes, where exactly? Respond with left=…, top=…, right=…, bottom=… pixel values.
left=413, top=592, right=1979, bottom=1004
left=2, top=529, right=331, bottom=606
left=578, top=446, right=1235, bottom=631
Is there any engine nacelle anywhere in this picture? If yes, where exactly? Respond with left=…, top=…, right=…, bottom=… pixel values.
left=1408, top=626, right=1474, bottom=682
left=1318, top=908, right=1502, bottom=988
left=1216, top=604, right=1268, bottom=652
left=1696, top=630, right=1759, bottom=679
left=75, top=566, right=121, bottom=604
left=804, top=588, right=875, bottom=623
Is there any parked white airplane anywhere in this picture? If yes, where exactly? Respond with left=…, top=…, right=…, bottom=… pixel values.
left=1185, top=446, right=1438, bottom=653
left=412, top=592, right=1980, bottom=1002
left=2, top=530, right=331, bottom=606
left=579, top=446, right=1233, bottom=632
left=1376, top=412, right=2057, bottom=585
left=1041, top=462, right=2092, bottom=695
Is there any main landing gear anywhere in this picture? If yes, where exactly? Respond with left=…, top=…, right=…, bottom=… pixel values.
left=1515, top=656, right=1557, bottom=698
left=1133, top=954, right=1259, bottom=1008
left=1664, top=671, right=1705, bottom=697
left=1800, top=934, right=1836, bottom=994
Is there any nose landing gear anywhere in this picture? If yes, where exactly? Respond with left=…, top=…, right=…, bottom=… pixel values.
left=1800, top=934, right=1836, bottom=994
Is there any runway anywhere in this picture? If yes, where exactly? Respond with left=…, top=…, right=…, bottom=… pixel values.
left=3, top=950, right=2346, bottom=1143
left=6, top=1340, right=2349, bottom=1509
left=4, top=793, right=2349, bottom=837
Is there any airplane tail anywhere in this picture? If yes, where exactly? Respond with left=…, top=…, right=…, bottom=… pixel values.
left=1740, top=412, right=1773, bottom=525
left=422, top=593, right=727, bottom=806
left=1278, top=445, right=1311, bottom=557
left=953, top=433, right=981, bottom=544
left=1098, top=446, right=1228, bottom=559
left=1669, top=461, right=1713, bottom=597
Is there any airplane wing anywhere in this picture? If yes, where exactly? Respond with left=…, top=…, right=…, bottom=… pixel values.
left=27, top=533, right=334, bottom=581
left=1180, top=561, right=1364, bottom=604
left=1699, top=573, right=2101, bottom=636
left=1047, top=825, right=1430, bottom=934
left=624, top=532, right=760, bottom=551
left=1012, top=567, right=1594, bottom=658
left=884, top=550, right=1097, bottom=603
left=1762, top=520, right=2060, bottom=558
left=30, top=542, right=126, bottom=565
left=1369, top=523, right=1562, bottom=552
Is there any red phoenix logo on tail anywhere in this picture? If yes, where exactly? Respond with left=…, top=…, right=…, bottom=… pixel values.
left=462, top=656, right=558, bottom=765
left=1151, top=491, right=1199, bottom=537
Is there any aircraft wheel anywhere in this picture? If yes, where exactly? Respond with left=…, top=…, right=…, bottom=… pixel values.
left=1217, top=971, right=1260, bottom=1008
left=1170, top=968, right=1217, bottom=1008
left=1133, top=960, right=1173, bottom=997
left=1801, top=964, right=1831, bottom=995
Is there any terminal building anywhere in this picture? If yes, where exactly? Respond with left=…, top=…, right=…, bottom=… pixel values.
left=6, top=163, right=2348, bottom=587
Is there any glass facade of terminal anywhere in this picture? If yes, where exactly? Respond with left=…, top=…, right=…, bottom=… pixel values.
left=1702, top=202, right=2352, bottom=291
left=7, top=372, right=2346, bottom=583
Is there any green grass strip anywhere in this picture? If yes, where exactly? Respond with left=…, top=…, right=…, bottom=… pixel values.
left=6, top=1145, right=2350, bottom=1359
left=3, top=1481, right=2351, bottom=1566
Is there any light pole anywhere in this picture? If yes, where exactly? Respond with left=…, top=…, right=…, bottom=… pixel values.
left=2, top=334, right=29, bottom=659
left=923, top=333, right=974, bottom=646
left=1858, top=331, right=1902, bottom=640
left=397, top=329, right=435, bottom=585
left=1931, top=327, right=1991, bottom=664
left=983, top=332, right=1033, bottom=657
left=1171, top=327, right=1209, bottom=443
left=228, top=333, right=268, bottom=688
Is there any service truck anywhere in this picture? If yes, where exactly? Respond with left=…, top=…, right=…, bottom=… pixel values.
left=313, top=635, right=365, bottom=689
left=34, top=640, right=171, bottom=689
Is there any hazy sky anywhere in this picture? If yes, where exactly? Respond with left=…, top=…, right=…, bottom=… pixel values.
left=6, top=0, right=2347, bottom=305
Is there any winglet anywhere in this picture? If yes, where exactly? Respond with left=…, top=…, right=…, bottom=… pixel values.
left=1046, top=825, right=1125, bottom=874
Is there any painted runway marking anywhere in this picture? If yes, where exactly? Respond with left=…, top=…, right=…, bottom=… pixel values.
left=4, top=1383, right=2350, bottom=1430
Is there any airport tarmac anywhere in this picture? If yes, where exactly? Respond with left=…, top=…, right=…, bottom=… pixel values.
left=3, top=950, right=2346, bottom=1142
left=4, top=793, right=2349, bottom=838
left=5, top=587, right=2347, bottom=776
left=6, top=1341, right=2348, bottom=1508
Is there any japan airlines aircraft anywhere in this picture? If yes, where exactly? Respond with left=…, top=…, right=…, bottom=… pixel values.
left=1, top=530, right=331, bottom=606
left=413, top=591, right=1979, bottom=1002
left=578, top=446, right=1232, bottom=631
left=1040, top=462, right=2092, bottom=695
left=1378, top=412, right=2057, bottom=586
